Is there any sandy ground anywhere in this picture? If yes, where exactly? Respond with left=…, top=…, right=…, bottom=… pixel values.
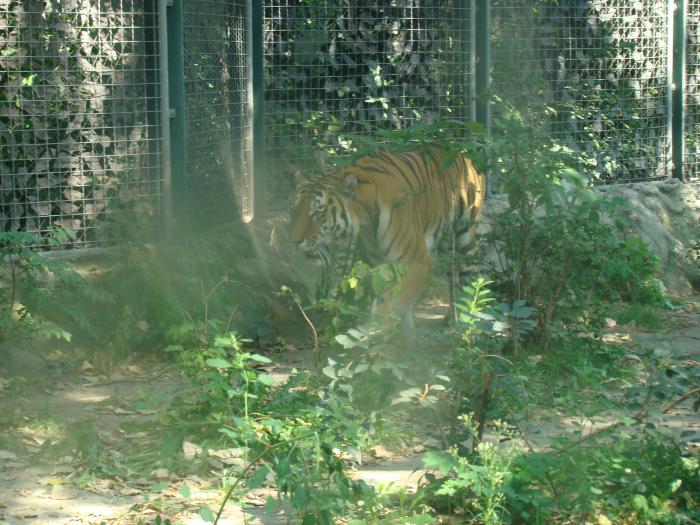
left=1, top=298, right=698, bottom=524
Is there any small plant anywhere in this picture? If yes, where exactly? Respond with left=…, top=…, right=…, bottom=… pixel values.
left=166, top=325, right=274, bottom=423
left=347, top=482, right=436, bottom=524
left=324, top=307, right=452, bottom=417
left=164, top=279, right=379, bottom=524
left=166, top=319, right=372, bottom=524
left=614, top=302, right=666, bottom=331
left=480, top=104, right=666, bottom=345
left=442, top=277, right=534, bottom=445
left=506, top=430, right=700, bottom=524
left=424, top=415, right=522, bottom=525
left=0, top=229, right=106, bottom=345
left=313, top=260, right=405, bottom=344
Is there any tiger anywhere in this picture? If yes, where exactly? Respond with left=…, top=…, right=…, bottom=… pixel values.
left=289, top=146, right=486, bottom=332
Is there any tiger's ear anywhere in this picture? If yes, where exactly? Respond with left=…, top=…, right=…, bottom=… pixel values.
left=293, top=170, right=304, bottom=185
left=340, top=174, right=358, bottom=197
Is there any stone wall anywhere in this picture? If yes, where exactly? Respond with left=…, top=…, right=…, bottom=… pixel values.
left=480, top=180, right=700, bottom=296
left=596, top=180, right=700, bottom=294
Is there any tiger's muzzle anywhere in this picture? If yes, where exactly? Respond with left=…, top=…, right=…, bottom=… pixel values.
left=296, top=240, right=329, bottom=266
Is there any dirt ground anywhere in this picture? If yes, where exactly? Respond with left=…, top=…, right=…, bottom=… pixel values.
left=1, top=298, right=698, bottom=525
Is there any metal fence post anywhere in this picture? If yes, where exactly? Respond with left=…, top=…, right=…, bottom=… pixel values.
left=165, top=0, right=188, bottom=230
left=158, top=0, right=173, bottom=238
left=249, top=0, right=265, bottom=220
left=673, top=0, right=687, bottom=181
left=475, top=0, right=491, bottom=131
left=465, top=0, right=476, bottom=120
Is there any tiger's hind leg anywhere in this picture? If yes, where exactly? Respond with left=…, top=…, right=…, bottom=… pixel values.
left=446, top=225, right=460, bottom=326
left=401, top=306, right=416, bottom=342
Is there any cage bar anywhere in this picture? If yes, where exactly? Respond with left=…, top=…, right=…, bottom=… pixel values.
left=1, top=0, right=164, bottom=248
left=686, top=0, right=700, bottom=179
left=158, top=0, right=173, bottom=236
left=166, top=0, right=187, bottom=231
left=181, top=0, right=252, bottom=228
left=491, top=0, right=672, bottom=184
left=674, top=0, right=687, bottom=180
left=261, top=0, right=474, bottom=212
left=475, top=0, right=491, bottom=129
left=250, top=0, right=264, bottom=220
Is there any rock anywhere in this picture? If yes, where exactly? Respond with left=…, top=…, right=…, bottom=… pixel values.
left=0, top=339, right=50, bottom=381
left=0, top=450, right=18, bottom=461
left=598, top=181, right=700, bottom=295
left=659, top=180, right=681, bottom=194
left=481, top=181, right=700, bottom=295
left=151, top=468, right=171, bottom=480
left=182, top=441, right=203, bottom=459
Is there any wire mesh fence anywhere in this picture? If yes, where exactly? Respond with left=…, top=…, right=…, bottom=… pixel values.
left=0, top=0, right=163, bottom=248
left=4, top=0, right=700, bottom=249
left=491, top=0, right=672, bottom=184
left=687, top=0, right=700, bottom=180
left=261, top=0, right=473, bottom=211
left=182, top=0, right=252, bottom=226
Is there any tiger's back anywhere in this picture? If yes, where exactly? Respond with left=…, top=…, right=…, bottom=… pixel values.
left=290, top=146, right=486, bottom=317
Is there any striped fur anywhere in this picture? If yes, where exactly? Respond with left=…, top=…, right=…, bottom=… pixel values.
left=290, top=147, right=486, bottom=318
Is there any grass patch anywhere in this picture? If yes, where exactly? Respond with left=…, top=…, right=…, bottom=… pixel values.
left=614, top=303, right=666, bottom=331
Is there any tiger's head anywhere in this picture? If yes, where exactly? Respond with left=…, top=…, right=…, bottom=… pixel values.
left=289, top=172, right=360, bottom=265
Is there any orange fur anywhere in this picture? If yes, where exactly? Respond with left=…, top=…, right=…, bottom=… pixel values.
left=290, top=147, right=486, bottom=319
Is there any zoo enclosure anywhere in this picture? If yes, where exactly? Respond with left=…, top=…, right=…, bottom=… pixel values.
left=1, top=0, right=699, bottom=250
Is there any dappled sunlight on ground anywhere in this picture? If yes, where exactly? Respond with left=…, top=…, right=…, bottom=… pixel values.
left=57, top=390, right=112, bottom=404
left=353, top=454, right=427, bottom=491
left=1, top=469, right=137, bottom=523
left=0, top=297, right=698, bottom=523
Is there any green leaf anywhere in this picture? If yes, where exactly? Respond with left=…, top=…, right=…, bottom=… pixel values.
left=631, top=494, right=649, bottom=514
left=347, top=328, right=366, bottom=339
left=205, top=358, right=232, bottom=369
left=151, top=482, right=169, bottom=493
left=22, top=74, right=36, bottom=87
left=335, top=334, right=356, bottom=348
left=353, top=363, right=370, bottom=373
left=231, top=416, right=253, bottom=432
left=214, top=334, right=238, bottom=348
left=265, top=496, right=279, bottom=513
left=322, top=364, right=337, bottom=379
left=249, top=466, right=270, bottom=489
left=465, top=120, right=486, bottom=134
left=670, top=479, right=683, bottom=493
left=370, top=273, right=386, bottom=295
left=422, top=450, right=457, bottom=474
left=180, top=484, right=191, bottom=498
left=248, top=353, right=272, bottom=364
left=199, top=505, right=215, bottom=522
left=257, top=374, right=276, bottom=386
left=219, top=427, right=242, bottom=440
left=292, top=485, right=310, bottom=509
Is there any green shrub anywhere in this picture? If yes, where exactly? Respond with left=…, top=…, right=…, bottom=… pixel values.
left=480, top=107, right=667, bottom=343
left=0, top=229, right=106, bottom=345
left=507, top=432, right=700, bottom=524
